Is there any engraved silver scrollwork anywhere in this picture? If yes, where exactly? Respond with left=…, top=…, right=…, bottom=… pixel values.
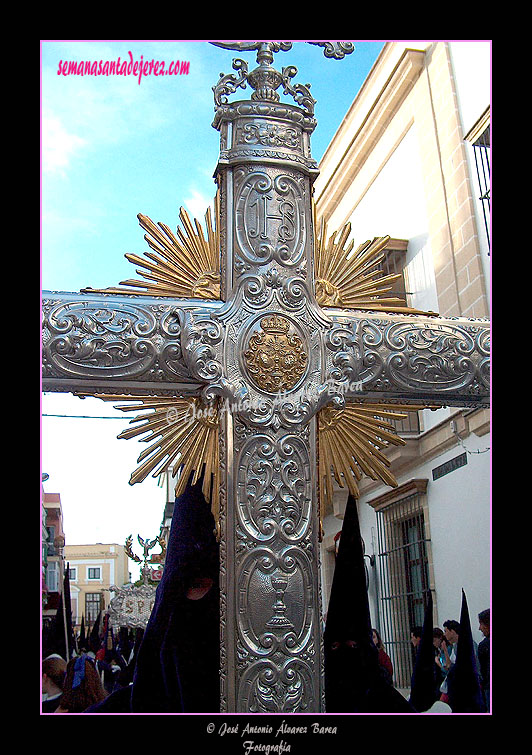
left=280, top=66, right=316, bottom=116
left=43, top=297, right=158, bottom=379
left=323, top=313, right=491, bottom=405
left=238, top=122, right=301, bottom=150
left=237, top=546, right=314, bottom=655
left=178, top=308, right=224, bottom=383
left=159, top=308, right=190, bottom=380
left=236, top=435, right=311, bottom=543
left=235, top=535, right=317, bottom=712
left=210, top=40, right=353, bottom=116
left=306, top=41, right=355, bottom=59
left=42, top=293, right=214, bottom=395
left=383, top=321, right=477, bottom=392
left=239, top=657, right=316, bottom=713
left=212, top=58, right=249, bottom=108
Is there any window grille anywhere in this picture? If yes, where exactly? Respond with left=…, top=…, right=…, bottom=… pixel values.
left=85, top=592, right=101, bottom=623
left=375, top=491, right=432, bottom=688
left=472, top=126, right=490, bottom=252
left=465, top=109, right=490, bottom=253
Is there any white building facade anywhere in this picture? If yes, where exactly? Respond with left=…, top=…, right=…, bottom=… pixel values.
left=315, top=41, right=491, bottom=690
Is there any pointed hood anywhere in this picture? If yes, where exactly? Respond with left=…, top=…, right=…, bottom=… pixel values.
left=448, top=590, right=486, bottom=712
left=409, top=591, right=438, bottom=711
left=79, top=615, right=87, bottom=651
left=324, top=495, right=414, bottom=713
left=63, top=564, right=76, bottom=657
left=88, top=611, right=102, bottom=654
left=324, top=496, right=372, bottom=647
left=129, top=472, right=220, bottom=713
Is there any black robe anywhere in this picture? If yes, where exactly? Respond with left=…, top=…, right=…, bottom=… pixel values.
left=85, top=475, right=220, bottom=713
left=324, top=495, right=415, bottom=714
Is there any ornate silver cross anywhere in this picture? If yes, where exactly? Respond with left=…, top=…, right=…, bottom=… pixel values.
left=42, top=41, right=489, bottom=712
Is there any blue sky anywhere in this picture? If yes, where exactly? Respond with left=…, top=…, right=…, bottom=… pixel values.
left=41, top=40, right=384, bottom=575
left=41, top=40, right=384, bottom=292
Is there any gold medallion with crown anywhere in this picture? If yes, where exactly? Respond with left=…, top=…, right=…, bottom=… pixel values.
left=244, top=314, right=308, bottom=393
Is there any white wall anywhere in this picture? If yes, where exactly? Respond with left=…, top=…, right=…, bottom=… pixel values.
left=319, top=39, right=491, bottom=650
left=448, top=42, right=491, bottom=139
left=415, top=437, right=490, bottom=636
left=347, top=125, right=429, bottom=246
left=357, top=433, right=490, bottom=647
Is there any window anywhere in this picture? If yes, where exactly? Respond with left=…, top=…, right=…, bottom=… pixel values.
left=68, top=566, right=77, bottom=581
left=380, top=239, right=408, bottom=302
left=88, top=567, right=101, bottom=580
left=370, top=479, right=433, bottom=688
left=46, top=561, right=59, bottom=592
left=378, top=238, right=422, bottom=436
left=464, top=108, right=490, bottom=252
left=46, top=526, right=56, bottom=556
left=85, top=593, right=102, bottom=623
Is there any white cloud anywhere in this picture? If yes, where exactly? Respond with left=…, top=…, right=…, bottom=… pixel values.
left=42, top=112, right=87, bottom=176
left=183, top=189, right=214, bottom=221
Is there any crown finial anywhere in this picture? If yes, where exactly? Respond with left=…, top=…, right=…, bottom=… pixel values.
left=210, top=41, right=354, bottom=116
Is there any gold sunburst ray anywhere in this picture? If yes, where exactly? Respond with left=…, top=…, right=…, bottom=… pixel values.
left=313, top=204, right=438, bottom=315
left=85, top=394, right=221, bottom=536
left=318, top=402, right=431, bottom=524
left=81, top=193, right=221, bottom=301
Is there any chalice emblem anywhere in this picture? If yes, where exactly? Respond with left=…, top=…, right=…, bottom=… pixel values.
left=266, top=574, right=293, bottom=629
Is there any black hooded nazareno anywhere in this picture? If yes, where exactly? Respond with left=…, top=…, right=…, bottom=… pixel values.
left=324, top=495, right=414, bottom=713
left=85, top=473, right=220, bottom=713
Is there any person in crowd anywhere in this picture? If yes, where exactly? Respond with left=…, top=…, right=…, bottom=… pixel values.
left=42, top=655, right=67, bottom=713
left=372, top=628, right=394, bottom=681
left=441, top=617, right=482, bottom=705
left=410, top=626, right=423, bottom=655
left=433, top=627, right=447, bottom=690
left=54, top=654, right=108, bottom=712
left=477, top=608, right=490, bottom=711
left=439, top=619, right=459, bottom=702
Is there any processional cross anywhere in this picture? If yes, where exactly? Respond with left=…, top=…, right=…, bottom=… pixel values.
left=42, top=41, right=490, bottom=712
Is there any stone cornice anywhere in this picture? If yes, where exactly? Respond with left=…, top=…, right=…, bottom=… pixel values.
left=366, top=478, right=428, bottom=511
left=463, top=106, right=490, bottom=143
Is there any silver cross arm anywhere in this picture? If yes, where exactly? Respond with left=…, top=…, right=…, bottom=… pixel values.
left=42, top=290, right=489, bottom=410
left=323, top=310, right=490, bottom=409
left=41, top=290, right=222, bottom=397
